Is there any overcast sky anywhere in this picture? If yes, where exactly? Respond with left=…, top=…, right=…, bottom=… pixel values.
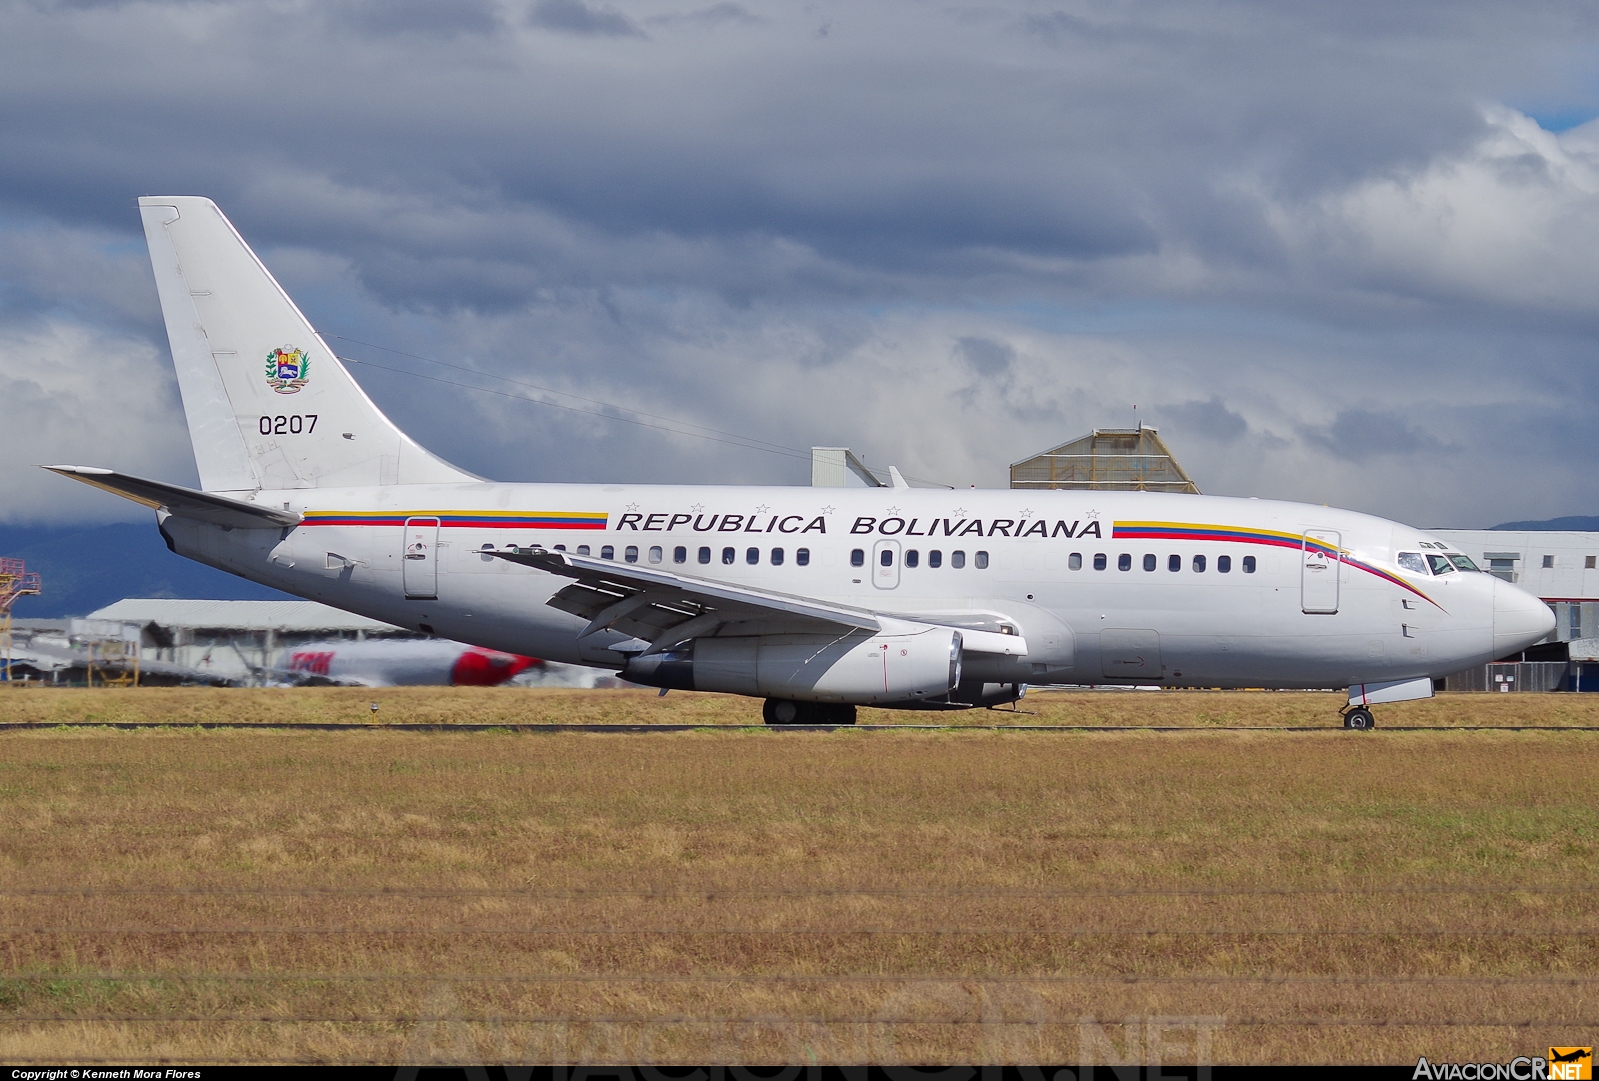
left=4, top=0, right=1599, bottom=527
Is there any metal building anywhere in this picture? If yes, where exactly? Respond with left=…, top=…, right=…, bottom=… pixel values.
left=1010, top=426, right=1200, bottom=493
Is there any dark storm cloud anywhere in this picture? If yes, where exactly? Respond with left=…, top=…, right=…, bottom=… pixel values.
left=1299, top=409, right=1448, bottom=462
left=1159, top=397, right=1249, bottom=445
left=330, top=0, right=504, bottom=38
left=528, top=0, right=645, bottom=37
left=3, top=1, right=1599, bottom=524
left=954, top=336, right=1016, bottom=377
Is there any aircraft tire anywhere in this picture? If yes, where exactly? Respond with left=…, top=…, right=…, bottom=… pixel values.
left=1343, top=707, right=1375, bottom=731
left=763, top=698, right=801, bottom=725
left=762, top=699, right=857, bottom=725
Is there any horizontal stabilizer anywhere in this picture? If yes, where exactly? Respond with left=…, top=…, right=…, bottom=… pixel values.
left=45, top=466, right=302, bottom=528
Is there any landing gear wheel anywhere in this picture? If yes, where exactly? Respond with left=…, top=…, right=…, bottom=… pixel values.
left=1343, top=707, right=1375, bottom=731
left=820, top=703, right=857, bottom=726
left=763, top=698, right=801, bottom=725
left=762, top=700, right=857, bottom=725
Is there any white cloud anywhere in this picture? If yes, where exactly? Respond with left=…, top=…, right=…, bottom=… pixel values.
left=1278, top=106, right=1599, bottom=313
left=0, top=321, right=194, bottom=524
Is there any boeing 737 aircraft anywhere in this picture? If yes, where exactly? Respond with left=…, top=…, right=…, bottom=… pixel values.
left=50, top=197, right=1556, bottom=727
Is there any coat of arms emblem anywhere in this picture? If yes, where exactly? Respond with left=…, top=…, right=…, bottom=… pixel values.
left=265, top=346, right=311, bottom=394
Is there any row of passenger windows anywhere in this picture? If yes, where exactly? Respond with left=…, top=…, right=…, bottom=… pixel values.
left=854, top=549, right=989, bottom=569
left=536, top=544, right=1253, bottom=574
left=552, top=543, right=813, bottom=566
left=1075, top=552, right=1256, bottom=573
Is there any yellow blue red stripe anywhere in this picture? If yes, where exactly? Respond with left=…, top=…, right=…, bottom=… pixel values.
left=302, top=510, right=608, bottom=530
left=1113, top=520, right=1440, bottom=608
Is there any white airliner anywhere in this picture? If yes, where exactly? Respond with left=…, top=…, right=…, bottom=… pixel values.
left=272, top=639, right=537, bottom=688
left=49, top=197, right=1556, bottom=727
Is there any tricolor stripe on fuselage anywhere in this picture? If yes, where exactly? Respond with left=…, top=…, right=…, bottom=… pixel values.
left=1113, top=520, right=1439, bottom=608
left=301, top=511, right=608, bottom=529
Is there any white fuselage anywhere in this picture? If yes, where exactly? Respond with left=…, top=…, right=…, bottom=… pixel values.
left=158, top=481, right=1548, bottom=692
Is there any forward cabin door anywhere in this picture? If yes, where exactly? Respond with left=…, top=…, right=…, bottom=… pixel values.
left=1301, top=529, right=1341, bottom=614
left=403, top=516, right=441, bottom=599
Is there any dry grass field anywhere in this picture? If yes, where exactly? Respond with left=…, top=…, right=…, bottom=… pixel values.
left=0, top=687, right=1595, bottom=1065
left=4, top=683, right=1599, bottom=728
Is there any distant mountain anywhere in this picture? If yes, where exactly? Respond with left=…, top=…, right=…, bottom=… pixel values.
left=1491, top=516, right=1599, bottom=531
left=1, top=521, right=292, bottom=618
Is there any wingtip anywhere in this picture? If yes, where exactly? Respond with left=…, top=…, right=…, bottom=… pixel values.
left=43, top=464, right=112, bottom=475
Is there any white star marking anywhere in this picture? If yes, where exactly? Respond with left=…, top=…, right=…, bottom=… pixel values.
left=625, top=503, right=640, bottom=513
left=951, top=508, right=967, bottom=518
left=885, top=506, right=902, bottom=516
left=820, top=506, right=836, bottom=515
left=690, top=503, right=705, bottom=513
left=755, top=504, right=770, bottom=514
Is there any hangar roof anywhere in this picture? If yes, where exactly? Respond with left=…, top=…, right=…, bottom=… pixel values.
left=1011, top=425, right=1200, bottom=494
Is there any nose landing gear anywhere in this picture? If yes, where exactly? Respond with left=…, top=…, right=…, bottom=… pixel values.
left=762, top=698, right=858, bottom=726
left=1342, top=706, right=1375, bottom=730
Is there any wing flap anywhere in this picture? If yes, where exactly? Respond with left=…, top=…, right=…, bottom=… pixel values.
left=491, top=547, right=1027, bottom=656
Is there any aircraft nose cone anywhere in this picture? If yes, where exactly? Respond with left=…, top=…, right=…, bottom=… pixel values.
left=1493, top=578, right=1557, bottom=656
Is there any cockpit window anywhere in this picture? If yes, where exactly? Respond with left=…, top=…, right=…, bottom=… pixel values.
left=1447, top=553, right=1479, bottom=572
left=1397, top=552, right=1427, bottom=574
left=1426, top=553, right=1456, bottom=575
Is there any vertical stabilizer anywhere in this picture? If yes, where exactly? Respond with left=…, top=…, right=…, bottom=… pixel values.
left=138, top=196, right=475, bottom=493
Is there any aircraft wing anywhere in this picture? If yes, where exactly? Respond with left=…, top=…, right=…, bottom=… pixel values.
left=490, top=547, right=1026, bottom=656
left=45, top=466, right=303, bottom=528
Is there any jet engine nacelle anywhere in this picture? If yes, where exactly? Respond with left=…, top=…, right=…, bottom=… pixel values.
left=623, top=627, right=963, bottom=704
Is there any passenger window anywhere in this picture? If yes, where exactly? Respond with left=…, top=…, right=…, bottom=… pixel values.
left=601, top=545, right=615, bottom=560
left=648, top=546, right=662, bottom=564
left=1397, top=552, right=1427, bottom=574
left=1069, top=552, right=1082, bottom=570
left=880, top=549, right=894, bottom=567
left=624, top=545, right=639, bottom=563
left=554, top=544, right=567, bottom=551
left=576, top=545, right=590, bottom=556
left=929, top=550, right=942, bottom=568
left=1118, top=554, right=1132, bottom=571
left=1242, top=555, right=1256, bottom=573
left=796, top=548, right=810, bottom=566
left=746, top=547, right=759, bottom=565
left=1427, top=554, right=1456, bottom=575
left=851, top=549, right=865, bottom=567
left=952, top=550, right=966, bottom=569
left=1193, top=554, right=1205, bottom=572
left=771, top=548, right=784, bottom=566
left=673, top=546, right=687, bottom=564
left=905, top=550, right=919, bottom=568
left=698, top=546, right=711, bottom=564
left=1093, top=553, right=1107, bottom=571
left=975, top=551, right=989, bottom=569
left=1168, top=554, right=1181, bottom=572
left=1217, top=555, right=1230, bottom=573
left=722, top=547, right=735, bottom=565
left=1143, top=554, right=1156, bottom=572
left=1448, top=554, right=1478, bottom=572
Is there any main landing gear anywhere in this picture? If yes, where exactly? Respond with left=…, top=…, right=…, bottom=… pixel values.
left=762, top=698, right=858, bottom=726
left=1342, top=706, right=1375, bottom=731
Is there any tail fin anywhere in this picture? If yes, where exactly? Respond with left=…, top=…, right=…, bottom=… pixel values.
left=138, top=196, right=476, bottom=493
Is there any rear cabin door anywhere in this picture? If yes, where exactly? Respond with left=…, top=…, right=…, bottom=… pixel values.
left=403, top=516, right=441, bottom=599
left=872, top=540, right=901, bottom=589
left=1301, top=529, right=1341, bottom=614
